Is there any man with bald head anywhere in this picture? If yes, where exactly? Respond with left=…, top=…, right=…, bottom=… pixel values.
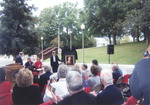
left=96, top=69, right=124, bottom=105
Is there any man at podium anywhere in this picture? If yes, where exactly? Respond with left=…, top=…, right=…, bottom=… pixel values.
left=15, top=52, right=24, bottom=65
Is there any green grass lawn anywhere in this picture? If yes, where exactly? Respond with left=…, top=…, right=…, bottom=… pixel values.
left=44, top=41, right=148, bottom=65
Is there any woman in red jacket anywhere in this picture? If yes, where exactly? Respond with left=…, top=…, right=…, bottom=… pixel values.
left=33, top=56, right=43, bottom=76
left=0, top=68, right=13, bottom=105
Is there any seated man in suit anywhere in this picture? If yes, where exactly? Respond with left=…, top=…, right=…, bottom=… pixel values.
left=112, top=64, right=122, bottom=84
left=96, top=69, right=124, bottom=105
left=50, top=71, right=97, bottom=105
left=25, top=57, right=34, bottom=71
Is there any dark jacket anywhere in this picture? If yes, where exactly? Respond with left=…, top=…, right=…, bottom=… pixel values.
left=39, top=71, right=52, bottom=92
left=25, top=61, right=34, bottom=71
left=50, top=55, right=60, bottom=73
left=12, top=85, right=42, bottom=105
left=15, top=55, right=23, bottom=65
left=130, top=58, right=150, bottom=105
left=96, top=85, right=124, bottom=105
left=53, top=90, right=96, bottom=105
left=113, top=70, right=121, bottom=84
left=50, top=55, right=60, bottom=65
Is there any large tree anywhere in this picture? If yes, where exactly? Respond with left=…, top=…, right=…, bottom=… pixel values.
left=0, top=0, right=39, bottom=57
left=37, top=2, right=96, bottom=49
left=84, top=0, right=135, bottom=45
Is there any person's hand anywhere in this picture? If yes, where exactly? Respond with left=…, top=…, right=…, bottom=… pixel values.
left=51, top=77, right=56, bottom=83
left=50, top=91, right=63, bottom=104
left=89, top=90, right=97, bottom=97
left=56, top=95, right=63, bottom=102
left=84, top=74, right=89, bottom=80
left=50, top=91, right=57, bottom=104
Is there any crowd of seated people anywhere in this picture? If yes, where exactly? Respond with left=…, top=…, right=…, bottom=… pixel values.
left=1, top=56, right=149, bottom=105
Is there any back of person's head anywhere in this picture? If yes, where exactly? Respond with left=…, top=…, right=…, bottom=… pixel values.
left=27, top=57, right=31, bottom=61
left=0, top=68, right=6, bottom=83
left=82, top=64, right=88, bottom=70
left=100, top=69, right=113, bottom=85
left=74, top=63, right=80, bottom=69
left=66, top=71, right=83, bottom=93
left=44, top=66, right=52, bottom=73
left=16, top=68, right=33, bottom=87
left=92, top=59, right=98, bottom=65
left=71, top=67, right=81, bottom=74
left=90, top=65, right=99, bottom=76
left=57, top=64, right=69, bottom=78
left=112, top=63, right=119, bottom=71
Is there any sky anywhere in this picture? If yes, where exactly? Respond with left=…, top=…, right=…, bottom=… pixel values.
left=0, top=0, right=84, bottom=16
left=27, top=0, right=84, bottom=16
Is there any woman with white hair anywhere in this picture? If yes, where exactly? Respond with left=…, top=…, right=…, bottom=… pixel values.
left=12, top=68, right=42, bottom=105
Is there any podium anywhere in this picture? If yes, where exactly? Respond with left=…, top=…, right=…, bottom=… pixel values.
left=3, top=63, right=23, bottom=89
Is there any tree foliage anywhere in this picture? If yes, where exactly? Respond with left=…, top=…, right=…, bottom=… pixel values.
left=37, top=2, right=96, bottom=49
left=0, top=0, right=39, bottom=56
left=83, top=0, right=150, bottom=45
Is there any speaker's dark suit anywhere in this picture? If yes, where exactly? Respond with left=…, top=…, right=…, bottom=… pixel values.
left=96, top=85, right=124, bottom=105
left=15, top=55, right=23, bottom=65
left=50, top=55, right=60, bottom=73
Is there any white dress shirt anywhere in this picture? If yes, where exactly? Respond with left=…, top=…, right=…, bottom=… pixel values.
left=43, top=78, right=69, bottom=102
left=53, top=56, right=56, bottom=62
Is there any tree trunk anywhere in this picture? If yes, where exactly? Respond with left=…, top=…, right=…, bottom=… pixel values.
left=108, top=34, right=111, bottom=44
left=137, top=26, right=139, bottom=42
left=133, top=36, right=135, bottom=42
left=143, top=31, right=146, bottom=41
left=113, top=33, right=117, bottom=45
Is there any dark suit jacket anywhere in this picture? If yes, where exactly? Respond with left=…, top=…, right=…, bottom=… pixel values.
left=50, top=55, right=60, bottom=65
left=25, top=61, right=34, bottom=71
left=15, top=55, right=23, bottom=65
left=53, top=91, right=96, bottom=105
left=113, top=70, right=121, bottom=84
left=96, top=85, right=124, bottom=105
left=39, top=72, right=52, bottom=92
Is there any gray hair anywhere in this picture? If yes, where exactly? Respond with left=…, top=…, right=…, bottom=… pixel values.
left=44, top=66, right=52, bottom=73
left=16, top=68, right=33, bottom=87
left=27, top=57, right=31, bottom=60
left=57, top=65, right=69, bottom=78
left=100, top=69, right=113, bottom=84
left=112, top=63, right=119, bottom=70
left=71, top=67, right=81, bottom=74
left=66, top=71, right=83, bottom=93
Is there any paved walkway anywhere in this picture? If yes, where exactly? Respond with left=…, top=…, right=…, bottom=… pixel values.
left=0, top=57, right=134, bottom=75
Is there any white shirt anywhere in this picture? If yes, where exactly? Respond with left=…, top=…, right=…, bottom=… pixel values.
left=43, top=78, right=69, bottom=102
left=53, top=56, right=56, bottom=62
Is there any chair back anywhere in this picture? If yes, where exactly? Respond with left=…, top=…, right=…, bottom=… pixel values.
left=90, top=84, right=102, bottom=93
left=115, top=76, right=123, bottom=85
